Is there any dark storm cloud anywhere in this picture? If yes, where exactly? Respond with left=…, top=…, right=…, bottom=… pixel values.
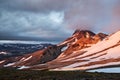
left=0, top=0, right=120, bottom=41
left=0, top=0, right=70, bottom=13
left=0, top=0, right=72, bottom=41
left=0, top=8, right=67, bottom=41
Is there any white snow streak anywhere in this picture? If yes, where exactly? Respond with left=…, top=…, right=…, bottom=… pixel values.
left=0, top=60, right=5, bottom=64
left=23, top=56, right=32, bottom=61
left=4, top=62, right=15, bottom=67
left=18, top=66, right=29, bottom=69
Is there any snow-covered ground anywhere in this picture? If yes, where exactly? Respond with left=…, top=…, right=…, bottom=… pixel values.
left=88, top=67, right=120, bottom=73
left=49, top=31, right=120, bottom=71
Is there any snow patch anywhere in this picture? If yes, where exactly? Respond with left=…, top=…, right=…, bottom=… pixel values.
left=88, top=67, right=120, bottom=73
left=4, top=62, right=15, bottom=67
left=18, top=66, right=29, bottom=69
left=58, top=41, right=68, bottom=46
left=0, top=60, right=5, bottom=64
left=61, top=46, right=68, bottom=52
left=0, top=52, right=8, bottom=55
left=23, top=56, right=32, bottom=61
left=51, top=67, right=86, bottom=71
left=20, top=57, right=25, bottom=61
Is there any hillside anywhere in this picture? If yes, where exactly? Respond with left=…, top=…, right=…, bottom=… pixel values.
left=0, top=30, right=120, bottom=72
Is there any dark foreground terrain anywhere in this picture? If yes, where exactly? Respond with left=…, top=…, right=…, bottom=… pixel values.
left=0, top=68, right=120, bottom=80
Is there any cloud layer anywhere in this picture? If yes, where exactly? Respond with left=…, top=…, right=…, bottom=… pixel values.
left=0, top=0, right=120, bottom=41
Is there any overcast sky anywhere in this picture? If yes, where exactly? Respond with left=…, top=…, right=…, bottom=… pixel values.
left=0, top=0, right=120, bottom=42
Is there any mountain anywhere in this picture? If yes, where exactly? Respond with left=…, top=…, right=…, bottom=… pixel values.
left=0, top=42, right=53, bottom=60
left=1, top=29, right=120, bottom=72
left=0, top=44, right=63, bottom=67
